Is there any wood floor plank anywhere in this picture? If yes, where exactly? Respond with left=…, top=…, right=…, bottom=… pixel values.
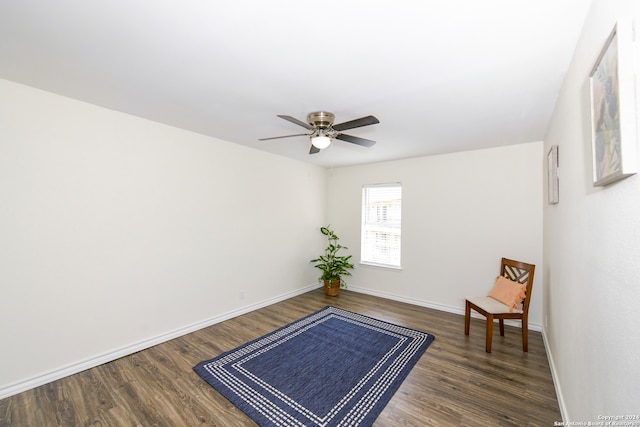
left=0, top=289, right=562, bottom=426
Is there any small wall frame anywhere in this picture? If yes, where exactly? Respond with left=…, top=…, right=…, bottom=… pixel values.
left=589, top=19, right=638, bottom=186
left=548, top=145, right=559, bottom=204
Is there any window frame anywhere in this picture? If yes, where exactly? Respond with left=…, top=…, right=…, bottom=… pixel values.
left=360, top=183, right=402, bottom=269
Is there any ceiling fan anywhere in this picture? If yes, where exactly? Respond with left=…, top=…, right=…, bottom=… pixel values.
left=259, top=111, right=379, bottom=154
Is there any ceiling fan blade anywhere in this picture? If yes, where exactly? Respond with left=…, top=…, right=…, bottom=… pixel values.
left=277, top=115, right=313, bottom=130
left=332, top=115, right=379, bottom=132
left=309, top=144, right=320, bottom=154
left=335, top=133, right=376, bottom=147
left=258, top=133, right=309, bottom=141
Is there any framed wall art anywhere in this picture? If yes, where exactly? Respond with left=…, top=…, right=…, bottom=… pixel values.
left=589, top=19, right=638, bottom=186
left=548, top=145, right=559, bottom=204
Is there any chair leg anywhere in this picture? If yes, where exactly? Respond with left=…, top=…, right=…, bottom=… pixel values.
left=485, top=314, right=494, bottom=353
left=464, top=300, right=471, bottom=335
left=499, top=319, right=505, bottom=336
left=522, top=319, right=528, bottom=352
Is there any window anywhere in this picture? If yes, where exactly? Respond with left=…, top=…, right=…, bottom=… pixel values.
left=361, top=183, right=401, bottom=268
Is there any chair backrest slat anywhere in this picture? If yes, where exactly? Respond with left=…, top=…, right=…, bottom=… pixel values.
left=500, top=257, right=535, bottom=313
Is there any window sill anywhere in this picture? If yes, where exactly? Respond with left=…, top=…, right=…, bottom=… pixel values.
left=359, top=261, right=403, bottom=271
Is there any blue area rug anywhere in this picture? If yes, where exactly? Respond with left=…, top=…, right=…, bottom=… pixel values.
left=193, top=306, right=435, bottom=426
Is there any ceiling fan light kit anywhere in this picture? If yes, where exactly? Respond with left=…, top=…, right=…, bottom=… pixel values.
left=311, top=135, right=331, bottom=149
left=259, top=111, right=379, bottom=154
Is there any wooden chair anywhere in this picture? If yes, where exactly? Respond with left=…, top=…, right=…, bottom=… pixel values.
left=464, top=258, right=535, bottom=353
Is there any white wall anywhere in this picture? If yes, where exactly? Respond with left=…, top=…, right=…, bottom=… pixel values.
left=327, top=142, right=544, bottom=324
left=0, top=79, right=326, bottom=397
left=543, top=0, right=640, bottom=421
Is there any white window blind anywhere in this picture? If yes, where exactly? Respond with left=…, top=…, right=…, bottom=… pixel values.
left=361, top=183, right=402, bottom=268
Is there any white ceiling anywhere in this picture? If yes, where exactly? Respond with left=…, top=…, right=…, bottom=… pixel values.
left=0, top=0, right=591, bottom=168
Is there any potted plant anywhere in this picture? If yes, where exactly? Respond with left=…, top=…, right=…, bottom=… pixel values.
left=310, top=225, right=355, bottom=297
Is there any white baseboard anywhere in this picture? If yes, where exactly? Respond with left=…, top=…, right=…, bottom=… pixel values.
left=0, top=283, right=322, bottom=400
left=347, top=286, right=542, bottom=332
left=1, top=283, right=544, bottom=400
left=541, top=327, right=567, bottom=423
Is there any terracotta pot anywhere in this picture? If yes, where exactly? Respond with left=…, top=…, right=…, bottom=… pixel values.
left=324, top=279, right=341, bottom=297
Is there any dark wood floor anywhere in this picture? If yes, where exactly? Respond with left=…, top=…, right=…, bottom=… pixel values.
left=0, top=289, right=561, bottom=426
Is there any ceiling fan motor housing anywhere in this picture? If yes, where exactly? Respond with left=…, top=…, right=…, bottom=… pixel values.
left=307, top=111, right=335, bottom=129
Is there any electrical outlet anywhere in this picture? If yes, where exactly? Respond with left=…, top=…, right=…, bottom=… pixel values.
left=240, top=290, right=245, bottom=300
